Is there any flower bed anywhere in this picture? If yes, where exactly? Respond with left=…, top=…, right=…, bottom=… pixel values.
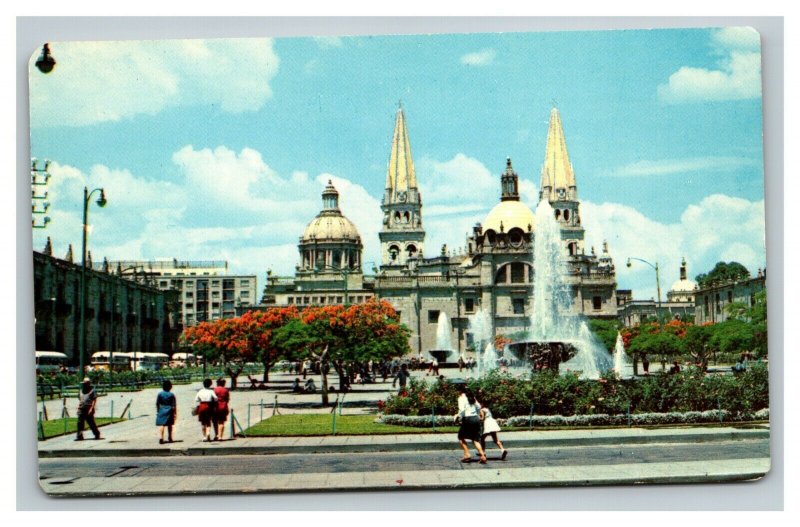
left=376, top=408, right=769, bottom=428
left=381, top=364, right=769, bottom=418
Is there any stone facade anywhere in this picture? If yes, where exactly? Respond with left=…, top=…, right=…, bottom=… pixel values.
left=694, top=269, right=766, bottom=325
left=262, top=105, right=619, bottom=356
left=34, top=248, right=181, bottom=364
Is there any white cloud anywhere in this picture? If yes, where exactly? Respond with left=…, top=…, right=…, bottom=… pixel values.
left=582, top=194, right=766, bottom=300
left=32, top=148, right=374, bottom=277
left=460, top=48, right=496, bottom=66
left=418, top=153, right=498, bottom=214
left=30, top=38, right=280, bottom=127
left=611, top=156, right=758, bottom=177
left=657, top=28, right=761, bottom=103
left=313, top=36, right=344, bottom=49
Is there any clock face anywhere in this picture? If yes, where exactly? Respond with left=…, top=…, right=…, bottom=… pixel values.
left=397, top=191, right=407, bottom=202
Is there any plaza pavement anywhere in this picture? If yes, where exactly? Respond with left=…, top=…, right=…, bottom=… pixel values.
left=36, top=367, right=770, bottom=494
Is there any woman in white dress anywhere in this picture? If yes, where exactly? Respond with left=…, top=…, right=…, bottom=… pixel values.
left=480, top=404, right=508, bottom=460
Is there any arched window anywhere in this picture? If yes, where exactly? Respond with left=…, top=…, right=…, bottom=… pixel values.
left=407, top=244, right=417, bottom=258
left=404, top=211, right=410, bottom=223
left=508, top=228, right=524, bottom=247
left=394, top=211, right=401, bottom=222
left=554, top=209, right=561, bottom=220
left=564, top=209, right=570, bottom=221
left=389, top=245, right=400, bottom=262
left=485, top=230, right=496, bottom=245
left=568, top=242, right=577, bottom=256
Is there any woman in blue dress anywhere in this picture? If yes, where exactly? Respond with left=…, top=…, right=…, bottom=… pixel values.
left=155, top=380, right=177, bottom=444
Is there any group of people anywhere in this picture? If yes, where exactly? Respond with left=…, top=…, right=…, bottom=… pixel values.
left=291, top=377, right=317, bottom=393
left=153, top=377, right=232, bottom=444
left=455, top=388, right=508, bottom=464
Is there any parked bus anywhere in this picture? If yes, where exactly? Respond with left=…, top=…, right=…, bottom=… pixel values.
left=169, top=352, right=196, bottom=368
left=129, top=352, right=169, bottom=372
left=35, top=351, right=68, bottom=374
left=90, top=351, right=131, bottom=372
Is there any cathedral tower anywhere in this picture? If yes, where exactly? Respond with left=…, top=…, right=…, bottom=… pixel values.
left=379, top=104, right=426, bottom=267
left=539, top=107, right=585, bottom=257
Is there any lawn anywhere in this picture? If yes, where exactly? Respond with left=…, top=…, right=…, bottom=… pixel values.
left=244, top=413, right=460, bottom=436
left=39, top=417, right=125, bottom=440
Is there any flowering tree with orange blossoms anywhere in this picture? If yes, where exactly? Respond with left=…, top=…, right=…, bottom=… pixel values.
left=272, top=299, right=410, bottom=406
left=239, top=306, right=300, bottom=382
left=182, top=317, right=252, bottom=388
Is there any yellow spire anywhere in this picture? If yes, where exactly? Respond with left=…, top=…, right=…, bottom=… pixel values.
left=540, top=107, right=576, bottom=192
left=386, top=105, right=417, bottom=194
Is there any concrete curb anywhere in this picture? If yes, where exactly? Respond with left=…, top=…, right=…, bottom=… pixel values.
left=38, top=428, right=768, bottom=458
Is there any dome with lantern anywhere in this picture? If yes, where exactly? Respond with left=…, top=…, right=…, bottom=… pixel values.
left=482, top=158, right=536, bottom=235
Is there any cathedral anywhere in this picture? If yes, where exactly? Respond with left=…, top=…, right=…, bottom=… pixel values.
left=262, top=105, right=617, bottom=356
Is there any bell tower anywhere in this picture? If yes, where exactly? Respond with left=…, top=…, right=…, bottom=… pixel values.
left=379, top=104, right=426, bottom=267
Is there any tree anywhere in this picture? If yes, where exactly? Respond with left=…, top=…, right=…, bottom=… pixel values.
left=182, top=317, right=252, bottom=389
left=588, top=318, right=621, bottom=352
left=239, top=306, right=300, bottom=382
left=724, top=289, right=767, bottom=358
left=684, top=323, right=714, bottom=370
left=272, top=299, right=411, bottom=406
left=627, top=331, right=684, bottom=365
left=695, top=261, right=750, bottom=288
left=710, top=319, right=755, bottom=359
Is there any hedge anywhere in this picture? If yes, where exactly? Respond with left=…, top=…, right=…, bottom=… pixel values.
left=376, top=408, right=769, bottom=428
left=380, top=363, right=769, bottom=418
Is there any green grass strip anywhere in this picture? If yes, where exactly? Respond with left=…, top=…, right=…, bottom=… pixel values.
left=244, top=413, right=460, bottom=436
left=39, top=417, right=125, bottom=440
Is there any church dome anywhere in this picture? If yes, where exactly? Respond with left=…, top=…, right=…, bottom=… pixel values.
left=301, top=180, right=362, bottom=243
left=670, top=277, right=697, bottom=293
left=302, top=215, right=361, bottom=242
left=483, top=200, right=536, bottom=234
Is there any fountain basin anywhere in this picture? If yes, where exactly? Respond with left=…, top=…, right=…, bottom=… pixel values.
left=505, top=341, right=577, bottom=370
left=427, top=349, right=454, bottom=364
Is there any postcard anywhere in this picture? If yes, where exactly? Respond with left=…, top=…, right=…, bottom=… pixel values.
left=31, top=27, right=769, bottom=496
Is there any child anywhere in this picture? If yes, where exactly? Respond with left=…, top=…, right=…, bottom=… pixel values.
left=480, top=404, right=508, bottom=460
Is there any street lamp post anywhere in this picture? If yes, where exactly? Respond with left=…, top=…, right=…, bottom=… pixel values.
left=626, top=257, right=662, bottom=320
left=79, top=187, right=107, bottom=377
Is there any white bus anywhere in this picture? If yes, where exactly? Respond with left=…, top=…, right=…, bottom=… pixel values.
left=129, top=352, right=169, bottom=372
left=90, top=351, right=131, bottom=372
left=35, top=351, right=68, bottom=374
left=169, top=352, right=196, bottom=368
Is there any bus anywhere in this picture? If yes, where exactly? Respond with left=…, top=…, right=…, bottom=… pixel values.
left=35, top=351, right=68, bottom=374
left=169, top=352, right=196, bottom=368
left=90, top=351, right=131, bottom=372
left=129, top=352, right=169, bottom=372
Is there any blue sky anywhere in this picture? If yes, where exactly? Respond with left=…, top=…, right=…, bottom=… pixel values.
left=29, top=27, right=766, bottom=300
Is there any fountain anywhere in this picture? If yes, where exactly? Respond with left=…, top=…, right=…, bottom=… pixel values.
left=512, top=199, right=613, bottom=379
left=428, top=311, right=455, bottom=363
left=479, top=342, right=499, bottom=375
left=613, top=331, right=633, bottom=378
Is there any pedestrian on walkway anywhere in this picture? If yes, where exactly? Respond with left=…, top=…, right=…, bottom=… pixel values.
left=194, top=378, right=218, bottom=442
left=155, top=380, right=177, bottom=444
left=479, top=403, right=508, bottom=460
left=213, top=378, right=230, bottom=441
left=75, top=377, right=101, bottom=441
left=455, top=390, right=487, bottom=464
left=392, top=363, right=411, bottom=393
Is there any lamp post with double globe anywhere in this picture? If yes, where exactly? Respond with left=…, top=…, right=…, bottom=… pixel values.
left=79, top=187, right=107, bottom=376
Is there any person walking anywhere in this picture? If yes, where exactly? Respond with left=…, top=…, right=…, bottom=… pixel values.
left=392, top=363, right=411, bottom=394
left=479, top=404, right=508, bottom=460
left=194, top=378, right=218, bottom=442
left=455, top=390, right=487, bottom=464
left=212, top=378, right=230, bottom=441
left=75, top=377, right=101, bottom=441
left=155, top=379, right=177, bottom=444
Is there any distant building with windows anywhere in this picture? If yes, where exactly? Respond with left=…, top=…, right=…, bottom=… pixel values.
left=693, top=268, right=766, bottom=325
left=101, top=259, right=257, bottom=326
left=34, top=241, right=180, bottom=363
left=617, top=258, right=697, bottom=327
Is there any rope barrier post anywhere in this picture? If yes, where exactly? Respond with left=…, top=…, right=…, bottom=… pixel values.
left=110, top=400, right=114, bottom=420
left=529, top=403, right=534, bottom=430
left=627, top=402, right=632, bottom=427
left=41, top=398, right=48, bottom=421
left=229, top=408, right=234, bottom=440
left=260, top=398, right=264, bottom=423
left=128, top=399, right=132, bottom=420
left=63, top=413, right=68, bottom=436
left=718, top=396, right=723, bottom=423
left=247, top=403, right=251, bottom=431
left=431, top=405, right=436, bottom=432
left=38, top=412, right=45, bottom=440
left=272, top=394, right=279, bottom=416
left=339, top=393, right=345, bottom=416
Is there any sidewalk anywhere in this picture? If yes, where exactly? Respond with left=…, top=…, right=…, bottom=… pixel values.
left=38, top=418, right=769, bottom=458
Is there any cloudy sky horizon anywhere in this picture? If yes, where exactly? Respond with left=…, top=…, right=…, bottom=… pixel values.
left=29, top=27, right=767, bottom=301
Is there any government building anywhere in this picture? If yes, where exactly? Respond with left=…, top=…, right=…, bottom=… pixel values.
left=262, top=105, right=618, bottom=356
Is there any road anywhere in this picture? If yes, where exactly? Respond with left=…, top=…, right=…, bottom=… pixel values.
left=39, top=438, right=768, bottom=480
